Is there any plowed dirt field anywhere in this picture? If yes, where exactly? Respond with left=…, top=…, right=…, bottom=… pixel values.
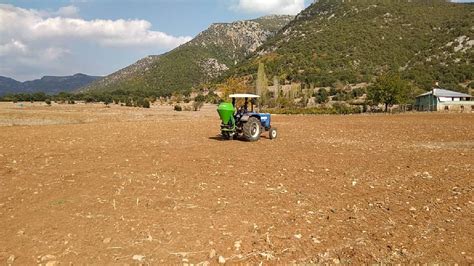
left=0, top=102, right=473, bottom=264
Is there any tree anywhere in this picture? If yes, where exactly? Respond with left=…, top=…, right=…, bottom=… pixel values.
left=103, top=96, right=112, bottom=106
left=193, top=101, right=204, bottom=111
left=125, top=97, right=133, bottom=107
left=367, top=73, right=411, bottom=112
left=142, top=99, right=151, bottom=108
left=173, top=92, right=183, bottom=103
left=219, top=77, right=250, bottom=100
left=256, top=63, right=270, bottom=107
left=193, top=93, right=205, bottom=111
left=256, top=63, right=269, bottom=104
left=33, top=92, right=47, bottom=102
left=299, top=89, right=312, bottom=108
left=204, top=91, right=220, bottom=104
left=273, top=76, right=281, bottom=99
left=194, top=93, right=206, bottom=103
left=84, top=95, right=95, bottom=103
left=315, top=89, right=329, bottom=104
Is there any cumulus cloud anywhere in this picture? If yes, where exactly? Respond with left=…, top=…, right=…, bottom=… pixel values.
left=0, top=4, right=191, bottom=48
left=54, top=5, right=81, bottom=18
left=0, top=4, right=192, bottom=80
left=234, top=0, right=305, bottom=15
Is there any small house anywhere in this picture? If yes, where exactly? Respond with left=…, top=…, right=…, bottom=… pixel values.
left=415, top=88, right=474, bottom=112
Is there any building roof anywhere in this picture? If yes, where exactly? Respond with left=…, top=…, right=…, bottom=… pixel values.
left=417, top=88, right=472, bottom=98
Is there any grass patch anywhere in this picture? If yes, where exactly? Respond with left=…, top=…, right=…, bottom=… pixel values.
left=50, top=199, right=67, bottom=206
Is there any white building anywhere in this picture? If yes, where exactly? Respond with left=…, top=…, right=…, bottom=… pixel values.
left=415, top=89, right=474, bottom=112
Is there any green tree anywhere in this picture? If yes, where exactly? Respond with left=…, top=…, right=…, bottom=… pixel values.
left=204, top=91, right=220, bottom=104
left=273, top=76, right=281, bottom=99
left=84, top=95, right=95, bottom=103
left=33, top=92, right=47, bottom=102
left=142, top=99, right=151, bottom=108
left=315, top=89, right=329, bottom=104
left=219, top=77, right=250, bottom=100
left=367, top=74, right=411, bottom=112
left=256, top=62, right=269, bottom=105
left=194, top=93, right=206, bottom=103
left=103, top=96, right=112, bottom=106
left=125, top=97, right=133, bottom=107
left=193, top=93, right=205, bottom=111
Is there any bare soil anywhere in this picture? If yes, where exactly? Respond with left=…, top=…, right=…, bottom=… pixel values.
left=0, top=102, right=473, bottom=264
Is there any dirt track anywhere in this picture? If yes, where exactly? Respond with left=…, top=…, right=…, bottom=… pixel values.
left=0, top=102, right=473, bottom=264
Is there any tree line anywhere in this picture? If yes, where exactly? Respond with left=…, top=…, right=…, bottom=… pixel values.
left=0, top=89, right=219, bottom=110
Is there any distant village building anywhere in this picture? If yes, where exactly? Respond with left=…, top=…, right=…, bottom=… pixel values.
left=415, top=89, right=473, bottom=112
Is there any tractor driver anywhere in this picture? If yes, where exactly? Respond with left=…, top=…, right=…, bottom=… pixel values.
left=234, top=99, right=248, bottom=122
left=235, top=105, right=245, bottom=121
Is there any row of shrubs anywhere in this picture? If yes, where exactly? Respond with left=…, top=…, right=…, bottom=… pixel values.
left=264, top=103, right=366, bottom=115
left=0, top=90, right=215, bottom=109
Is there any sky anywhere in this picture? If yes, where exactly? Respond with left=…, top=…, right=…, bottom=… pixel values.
left=0, top=0, right=472, bottom=81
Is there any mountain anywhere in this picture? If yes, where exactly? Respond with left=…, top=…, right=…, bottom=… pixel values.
left=80, top=55, right=161, bottom=94
left=227, top=0, right=474, bottom=91
left=83, top=15, right=294, bottom=96
left=0, top=74, right=101, bottom=95
left=0, top=76, right=23, bottom=95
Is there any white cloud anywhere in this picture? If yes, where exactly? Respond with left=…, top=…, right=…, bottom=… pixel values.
left=0, top=4, right=191, bottom=48
left=234, top=0, right=305, bottom=15
left=0, top=4, right=192, bottom=80
left=0, top=40, right=28, bottom=56
left=55, top=5, right=81, bottom=18
left=25, top=17, right=192, bottom=47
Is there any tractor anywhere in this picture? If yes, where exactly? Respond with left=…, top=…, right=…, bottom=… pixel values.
left=217, top=94, right=277, bottom=141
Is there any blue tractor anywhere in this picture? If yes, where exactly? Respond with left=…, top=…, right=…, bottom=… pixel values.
left=217, top=94, right=278, bottom=141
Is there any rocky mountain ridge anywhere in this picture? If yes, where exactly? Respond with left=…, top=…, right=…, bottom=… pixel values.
left=0, top=74, right=101, bottom=96
left=83, top=15, right=293, bottom=95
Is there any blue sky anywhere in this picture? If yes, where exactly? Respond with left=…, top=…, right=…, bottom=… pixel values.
left=0, top=0, right=471, bottom=81
left=6, top=0, right=268, bottom=37
left=0, top=0, right=311, bottom=80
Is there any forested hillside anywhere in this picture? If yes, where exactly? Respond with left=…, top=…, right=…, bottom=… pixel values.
left=226, top=0, right=473, bottom=91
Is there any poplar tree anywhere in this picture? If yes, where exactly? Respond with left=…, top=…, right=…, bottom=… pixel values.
left=256, top=63, right=268, bottom=106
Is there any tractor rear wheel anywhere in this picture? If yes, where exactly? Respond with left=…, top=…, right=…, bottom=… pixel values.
left=222, top=132, right=231, bottom=140
left=243, top=117, right=261, bottom=142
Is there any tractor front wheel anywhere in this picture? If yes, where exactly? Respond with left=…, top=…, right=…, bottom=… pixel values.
left=269, top=128, right=278, bottom=140
left=243, top=117, right=261, bottom=142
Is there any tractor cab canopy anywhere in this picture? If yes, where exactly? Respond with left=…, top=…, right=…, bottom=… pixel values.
left=229, top=94, right=259, bottom=113
left=229, top=94, right=260, bottom=98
